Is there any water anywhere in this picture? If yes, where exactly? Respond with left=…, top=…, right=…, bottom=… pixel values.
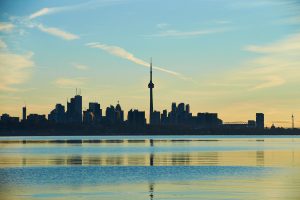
left=1, top=135, right=300, bottom=200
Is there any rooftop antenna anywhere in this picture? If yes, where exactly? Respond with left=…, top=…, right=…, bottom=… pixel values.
left=292, top=114, right=295, bottom=129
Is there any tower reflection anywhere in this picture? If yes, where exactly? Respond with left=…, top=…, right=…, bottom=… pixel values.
left=149, top=182, right=154, bottom=200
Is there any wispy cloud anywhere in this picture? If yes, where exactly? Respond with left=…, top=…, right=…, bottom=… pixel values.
left=54, top=77, right=86, bottom=88
left=249, top=76, right=285, bottom=90
left=72, top=63, right=89, bottom=70
left=229, top=0, right=285, bottom=9
left=86, top=42, right=188, bottom=79
left=29, top=8, right=52, bottom=19
left=0, top=41, right=34, bottom=91
left=147, top=28, right=229, bottom=38
left=36, top=24, right=79, bottom=40
left=214, top=20, right=232, bottom=25
left=245, top=33, right=300, bottom=53
left=29, top=0, right=123, bottom=19
left=156, top=23, right=169, bottom=29
left=0, top=39, right=7, bottom=49
left=277, top=16, right=300, bottom=25
left=203, top=32, right=300, bottom=91
left=0, top=22, right=14, bottom=32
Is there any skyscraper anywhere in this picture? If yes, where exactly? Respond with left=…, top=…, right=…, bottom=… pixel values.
left=148, top=58, right=154, bottom=124
left=66, top=94, right=82, bottom=123
left=256, top=113, right=264, bottom=129
left=48, top=104, right=66, bottom=123
left=22, top=106, right=26, bottom=122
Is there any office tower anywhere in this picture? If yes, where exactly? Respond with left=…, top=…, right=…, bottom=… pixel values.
left=170, top=102, right=177, bottom=124
left=128, top=109, right=146, bottom=127
left=105, top=103, right=124, bottom=125
left=22, top=106, right=26, bottom=122
left=186, top=104, right=190, bottom=114
left=115, top=102, right=124, bottom=123
left=27, top=114, right=47, bottom=124
left=256, top=113, right=264, bottom=129
left=161, top=109, right=168, bottom=125
left=89, top=102, right=102, bottom=122
left=148, top=59, right=154, bottom=124
left=66, top=94, right=82, bottom=123
left=48, top=104, right=66, bottom=123
left=151, top=111, right=161, bottom=125
left=197, top=113, right=222, bottom=128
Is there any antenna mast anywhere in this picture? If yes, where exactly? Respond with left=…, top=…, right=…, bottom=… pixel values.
left=150, top=57, right=152, bottom=82
left=292, top=114, right=295, bottom=129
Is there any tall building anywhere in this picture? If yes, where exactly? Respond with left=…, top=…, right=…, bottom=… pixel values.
left=89, top=102, right=102, bottom=122
left=105, top=102, right=124, bottom=125
left=27, top=114, right=46, bottom=124
left=48, top=104, right=66, bottom=123
left=66, top=95, right=82, bottom=123
left=256, top=113, right=264, bottom=129
left=196, top=113, right=222, bottom=128
left=161, top=109, right=168, bottom=125
left=186, top=104, right=190, bottom=114
left=170, top=102, right=177, bottom=124
left=115, top=102, right=124, bottom=123
left=22, top=106, right=26, bottom=122
left=127, top=109, right=146, bottom=127
left=151, top=111, right=161, bottom=125
left=148, top=59, right=154, bottom=124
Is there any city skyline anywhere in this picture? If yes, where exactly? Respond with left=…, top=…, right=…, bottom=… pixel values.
left=1, top=0, right=300, bottom=127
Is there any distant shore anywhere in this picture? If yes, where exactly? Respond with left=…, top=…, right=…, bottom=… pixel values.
left=1, top=128, right=300, bottom=136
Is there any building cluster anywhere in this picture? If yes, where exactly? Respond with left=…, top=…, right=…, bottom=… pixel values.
left=0, top=93, right=265, bottom=130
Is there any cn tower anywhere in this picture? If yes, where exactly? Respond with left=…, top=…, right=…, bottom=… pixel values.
left=148, top=58, right=154, bottom=124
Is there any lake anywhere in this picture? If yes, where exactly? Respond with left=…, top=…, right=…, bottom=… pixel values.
left=1, top=135, right=300, bottom=200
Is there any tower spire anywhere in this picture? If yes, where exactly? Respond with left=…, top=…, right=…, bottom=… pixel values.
left=148, top=58, right=154, bottom=124
left=150, top=57, right=152, bottom=82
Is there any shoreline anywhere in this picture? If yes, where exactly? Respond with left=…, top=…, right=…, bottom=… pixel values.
left=1, top=128, right=300, bottom=136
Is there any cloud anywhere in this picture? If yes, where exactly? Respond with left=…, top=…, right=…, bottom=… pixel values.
left=241, top=32, right=300, bottom=90
left=29, top=8, right=52, bottom=19
left=72, top=63, right=89, bottom=70
left=86, top=42, right=188, bottom=79
left=28, top=0, right=123, bottom=19
left=147, top=28, right=228, bottom=38
left=36, top=24, right=79, bottom=40
left=0, top=22, right=14, bottom=32
left=204, top=32, right=300, bottom=92
left=214, top=20, right=232, bottom=24
left=277, top=16, right=300, bottom=25
left=54, top=77, right=86, bottom=88
left=250, top=76, right=285, bottom=90
left=156, top=23, right=169, bottom=29
left=245, top=33, right=300, bottom=53
left=0, top=39, right=7, bottom=49
left=229, top=0, right=284, bottom=9
left=0, top=51, right=34, bottom=91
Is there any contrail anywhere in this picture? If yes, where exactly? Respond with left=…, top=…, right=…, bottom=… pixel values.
left=86, top=42, right=189, bottom=80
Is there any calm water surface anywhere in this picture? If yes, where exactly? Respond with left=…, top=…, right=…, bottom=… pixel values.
left=1, top=135, right=300, bottom=200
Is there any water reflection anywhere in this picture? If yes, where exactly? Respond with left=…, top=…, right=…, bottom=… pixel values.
left=1, top=150, right=300, bottom=168
left=1, top=138, right=300, bottom=168
left=149, top=182, right=154, bottom=200
left=256, top=151, right=265, bottom=166
left=1, top=137, right=300, bottom=200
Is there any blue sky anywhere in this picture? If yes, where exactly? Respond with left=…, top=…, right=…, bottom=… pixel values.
left=0, top=0, right=300, bottom=127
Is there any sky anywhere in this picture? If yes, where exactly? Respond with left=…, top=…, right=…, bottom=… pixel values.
left=0, top=0, right=300, bottom=127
